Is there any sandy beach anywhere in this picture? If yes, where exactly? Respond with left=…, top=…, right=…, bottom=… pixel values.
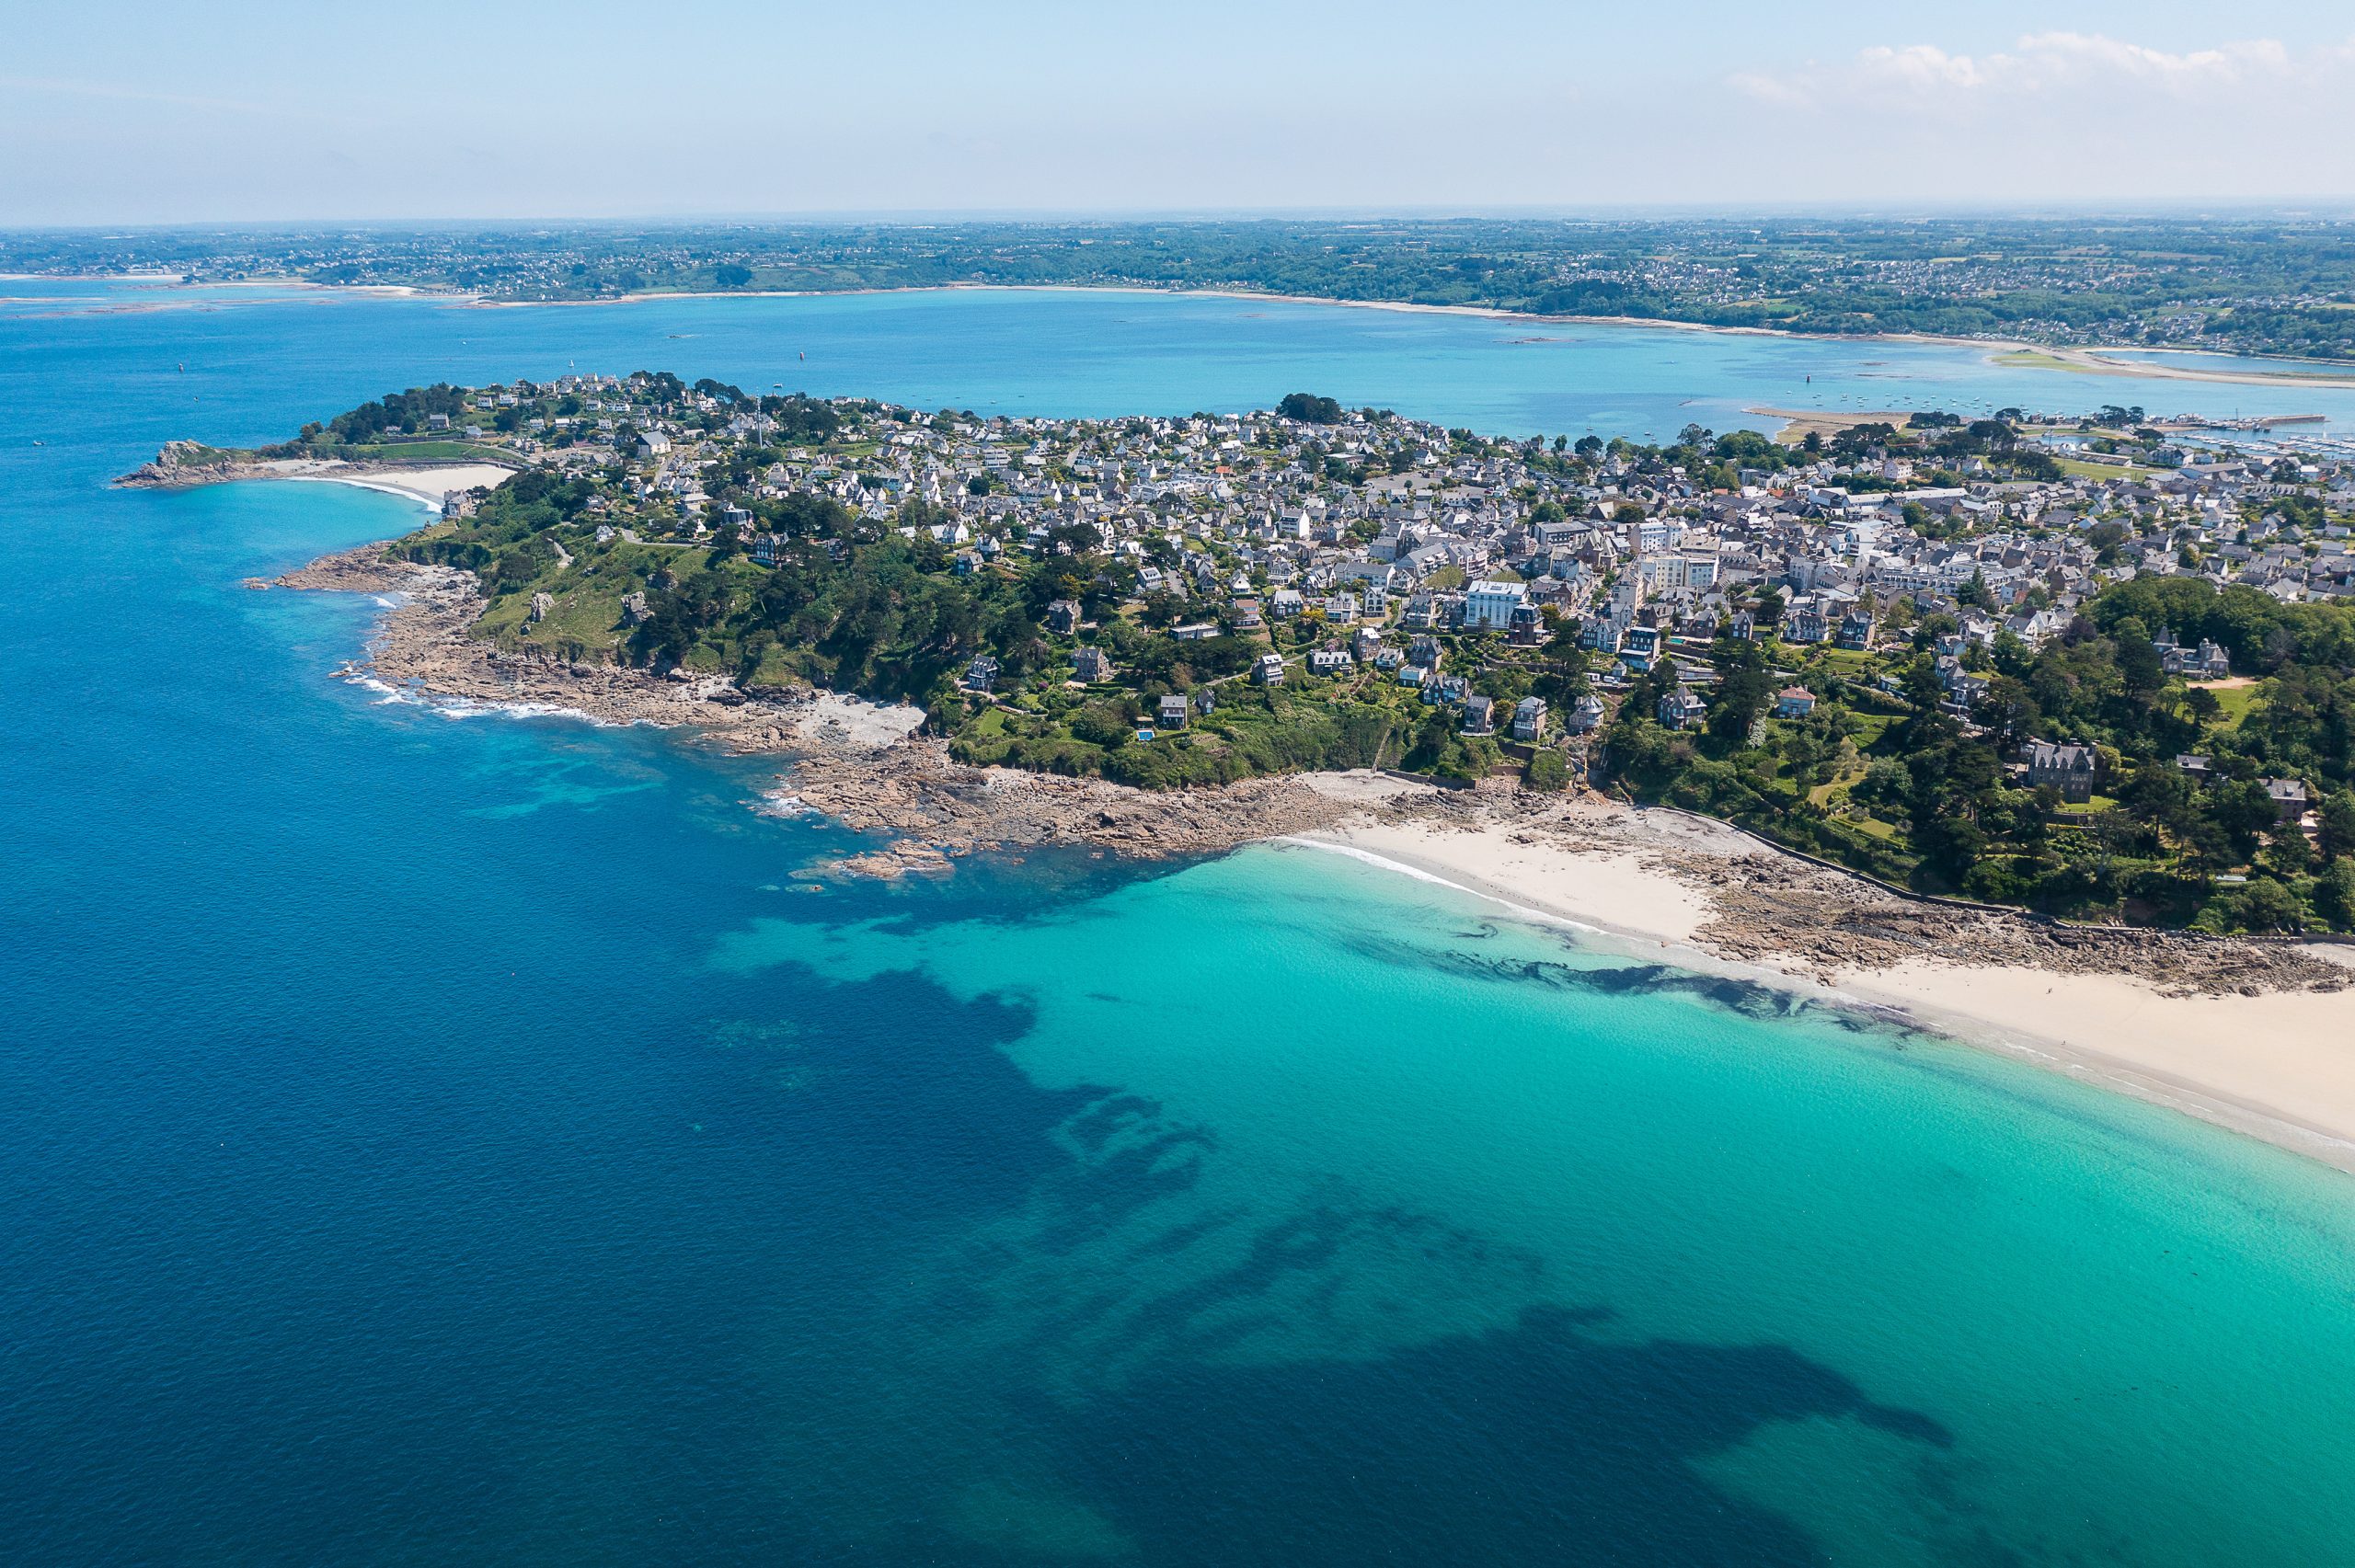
left=287, top=463, right=520, bottom=509
left=1301, top=814, right=2355, bottom=1172
left=1743, top=406, right=1925, bottom=443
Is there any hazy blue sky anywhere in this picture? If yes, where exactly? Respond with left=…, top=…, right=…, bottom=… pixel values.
left=6, top=1, right=2354, bottom=223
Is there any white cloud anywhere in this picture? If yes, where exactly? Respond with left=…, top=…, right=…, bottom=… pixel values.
left=1853, top=43, right=1987, bottom=93
left=1737, top=30, right=2341, bottom=108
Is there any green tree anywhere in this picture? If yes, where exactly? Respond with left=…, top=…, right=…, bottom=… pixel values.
left=1707, top=649, right=1772, bottom=746
left=2319, top=791, right=2355, bottom=863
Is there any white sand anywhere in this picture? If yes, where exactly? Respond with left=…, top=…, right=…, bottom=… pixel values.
left=1299, top=769, right=1442, bottom=807
left=286, top=464, right=517, bottom=511
left=792, top=692, right=927, bottom=750
left=1301, top=817, right=2355, bottom=1170
left=1838, top=961, right=2355, bottom=1166
left=1304, top=818, right=1717, bottom=946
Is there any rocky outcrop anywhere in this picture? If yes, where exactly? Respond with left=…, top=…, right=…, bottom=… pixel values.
left=115, top=441, right=280, bottom=488
left=279, top=540, right=1357, bottom=863
left=1608, top=822, right=2349, bottom=997
left=784, top=739, right=1350, bottom=860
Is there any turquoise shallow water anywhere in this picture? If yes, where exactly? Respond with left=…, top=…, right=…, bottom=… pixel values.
left=5, top=280, right=2355, bottom=1563
left=12, top=275, right=2355, bottom=441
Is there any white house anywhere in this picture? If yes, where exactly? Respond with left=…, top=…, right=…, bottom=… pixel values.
left=1462, top=579, right=1528, bottom=631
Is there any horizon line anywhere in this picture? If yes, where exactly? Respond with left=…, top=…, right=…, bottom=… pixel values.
left=12, top=199, right=2355, bottom=235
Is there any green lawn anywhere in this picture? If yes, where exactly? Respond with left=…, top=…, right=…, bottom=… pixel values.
left=2189, top=680, right=2261, bottom=728
left=334, top=440, right=517, bottom=464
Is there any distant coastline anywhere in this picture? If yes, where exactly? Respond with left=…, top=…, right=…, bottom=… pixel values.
left=29, top=269, right=2355, bottom=391
left=488, top=279, right=2355, bottom=393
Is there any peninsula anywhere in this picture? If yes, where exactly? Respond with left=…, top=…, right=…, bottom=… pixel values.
left=132, top=371, right=2355, bottom=1158
left=163, top=373, right=2355, bottom=925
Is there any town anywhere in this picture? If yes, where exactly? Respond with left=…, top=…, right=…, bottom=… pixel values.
left=269, top=371, right=2355, bottom=933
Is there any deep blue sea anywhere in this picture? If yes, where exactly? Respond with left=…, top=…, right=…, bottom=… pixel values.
left=6, top=278, right=2355, bottom=1565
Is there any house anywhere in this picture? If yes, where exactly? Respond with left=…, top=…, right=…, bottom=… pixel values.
left=1617, top=624, right=1662, bottom=672
left=1462, top=579, right=1528, bottom=631
left=1657, top=686, right=1708, bottom=729
left=1511, top=696, right=1547, bottom=741
left=1307, top=648, right=1355, bottom=677
left=1252, top=652, right=1286, bottom=686
left=1563, top=694, right=1607, bottom=734
left=1836, top=611, right=1875, bottom=650
left=1073, top=647, right=1113, bottom=683
left=2263, top=776, right=2310, bottom=821
left=961, top=655, right=1001, bottom=693
left=1507, top=602, right=1547, bottom=647
left=638, top=431, right=672, bottom=457
left=1462, top=694, right=1497, bottom=735
left=1774, top=686, right=1816, bottom=719
left=2025, top=739, right=2097, bottom=803
left=2154, top=628, right=2234, bottom=679
left=1783, top=608, right=1830, bottom=645
left=1045, top=599, right=1082, bottom=635
left=2175, top=753, right=2213, bottom=784
left=1158, top=693, right=1190, bottom=729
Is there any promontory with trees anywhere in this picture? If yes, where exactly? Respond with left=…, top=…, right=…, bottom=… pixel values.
left=199, top=372, right=2355, bottom=933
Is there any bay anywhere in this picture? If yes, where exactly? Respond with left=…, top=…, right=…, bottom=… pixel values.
left=4, top=280, right=2354, bottom=1565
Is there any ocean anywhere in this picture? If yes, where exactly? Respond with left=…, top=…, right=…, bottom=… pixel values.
left=5, top=278, right=2355, bottom=1565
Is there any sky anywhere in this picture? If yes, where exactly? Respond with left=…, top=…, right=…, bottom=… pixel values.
left=6, top=0, right=2355, bottom=224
